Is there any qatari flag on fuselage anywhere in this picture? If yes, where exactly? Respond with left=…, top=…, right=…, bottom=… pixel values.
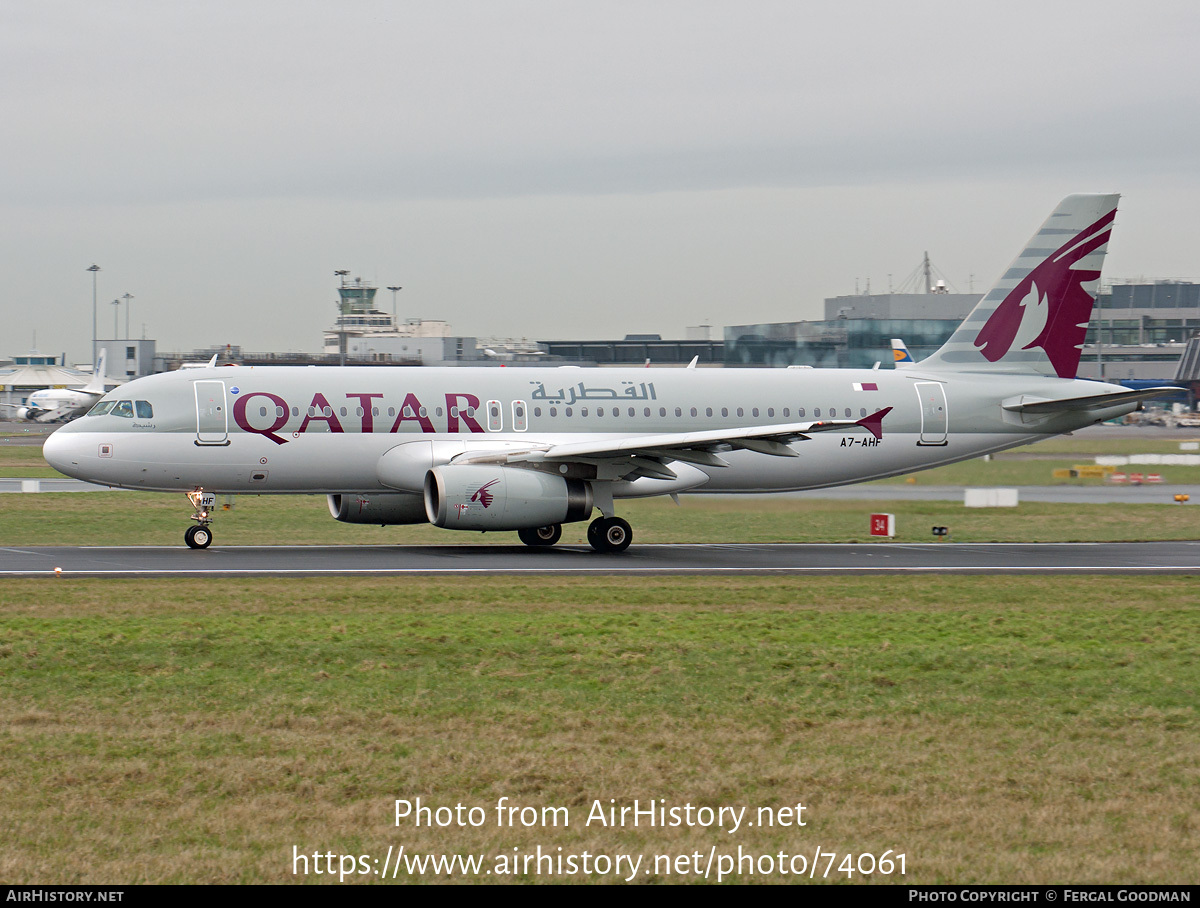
left=852, top=382, right=879, bottom=391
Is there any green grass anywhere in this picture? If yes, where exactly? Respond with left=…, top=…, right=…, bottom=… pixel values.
left=0, top=443, right=66, bottom=478
left=2, top=491, right=1199, bottom=546
left=868, top=457, right=1200, bottom=486
left=0, top=467, right=67, bottom=478
left=4, top=436, right=1197, bottom=883
left=1015, top=436, right=1200, bottom=455
left=4, top=428, right=1200, bottom=546
left=1, top=577, right=1197, bottom=883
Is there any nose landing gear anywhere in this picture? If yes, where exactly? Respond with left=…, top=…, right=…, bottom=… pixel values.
left=185, top=490, right=215, bottom=549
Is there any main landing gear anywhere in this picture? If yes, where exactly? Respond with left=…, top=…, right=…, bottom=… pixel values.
left=184, top=490, right=215, bottom=549
left=515, top=516, right=633, bottom=553
left=518, top=524, right=562, bottom=547
left=588, top=516, right=632, bottom=553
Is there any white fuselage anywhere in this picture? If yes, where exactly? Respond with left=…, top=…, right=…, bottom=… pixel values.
left=43, top=364, right=1135, bottom=495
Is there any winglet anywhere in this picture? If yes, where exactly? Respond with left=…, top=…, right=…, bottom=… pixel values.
left=856, top=407, right=892, bottom=440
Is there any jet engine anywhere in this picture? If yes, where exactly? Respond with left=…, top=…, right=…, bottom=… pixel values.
left=327, top=492, right=428, bottom=525
left=424, top=465, right=593, bottom=530
left=15, top=407, right=33, bottom=421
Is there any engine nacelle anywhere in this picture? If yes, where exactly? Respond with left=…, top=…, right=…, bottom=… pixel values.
left=15, top=407, right=32, bottom=421
left=424, top=465, right=593, bottom=530
left=327, top=492, right=428, bottom=525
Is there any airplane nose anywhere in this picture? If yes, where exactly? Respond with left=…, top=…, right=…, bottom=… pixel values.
left=42, top=429, right=83, bottom=476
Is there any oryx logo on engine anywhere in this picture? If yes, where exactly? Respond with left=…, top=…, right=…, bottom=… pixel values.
left=471, top=479, right=501, bottom=509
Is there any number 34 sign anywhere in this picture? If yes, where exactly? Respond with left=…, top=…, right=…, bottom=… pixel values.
left=869, top=513, right=895, bottom=537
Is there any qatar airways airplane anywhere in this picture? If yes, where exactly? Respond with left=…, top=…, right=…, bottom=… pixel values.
left=44, top=194, right=1172, bottom=552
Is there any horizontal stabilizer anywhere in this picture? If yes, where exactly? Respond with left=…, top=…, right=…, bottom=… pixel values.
left=1002, top=387, right=1184, bottom=414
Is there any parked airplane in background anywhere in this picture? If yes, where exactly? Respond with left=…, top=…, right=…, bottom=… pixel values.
left=891, top=339, right=915, bottom=368
left=2, top=352, right=109, bottom=423
left=482, top=345, right=548, bottom=362
left=45, top=195, right=1176, bottom=552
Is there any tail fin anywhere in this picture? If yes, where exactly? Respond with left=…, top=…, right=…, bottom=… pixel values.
left=82, top=350, right=107, bottom=394
left=919, top=194, right=1118, bottom=378
left=891, top=338, right=914, bottom=368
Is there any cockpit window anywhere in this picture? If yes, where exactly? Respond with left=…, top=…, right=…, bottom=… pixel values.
left=112, top=400, right=134, bottom=418
left=135, top=400, right=153, bottom=418
left=87, top=401, right=115, bottom=417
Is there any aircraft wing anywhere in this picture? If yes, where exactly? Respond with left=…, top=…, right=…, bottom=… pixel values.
left=452, top=408, right=893, bottom=473
left=34, top=406, right=80, bottom=423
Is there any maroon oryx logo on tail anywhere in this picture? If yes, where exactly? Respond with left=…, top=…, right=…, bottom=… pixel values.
left=471, top=479, right=501, bottom=509
left=973, top=208, right=1115, bottom=378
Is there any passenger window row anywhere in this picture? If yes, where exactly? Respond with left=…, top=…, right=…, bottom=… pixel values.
left=526, top=406, right=868, bottom=420
left=289, top=405, right=470, bottom=419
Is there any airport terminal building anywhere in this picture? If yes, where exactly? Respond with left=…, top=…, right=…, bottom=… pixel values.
left=73, top=276, right=1200, bottom=388
left=725, top=280, right=1200, bottom=383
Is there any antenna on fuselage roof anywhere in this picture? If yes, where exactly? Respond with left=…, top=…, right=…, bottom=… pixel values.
left=686, top=356, right=699, bottom=370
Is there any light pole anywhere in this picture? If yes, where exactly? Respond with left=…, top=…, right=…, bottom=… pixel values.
left=335, top=270, right=350, bottom=366
left=123, top=293, right=134, bottom=340
left=87, top=264, right=100, bottom=367
left=387, top=286, right=402, bottom=327
left=112, top=299, right=120, bottom=339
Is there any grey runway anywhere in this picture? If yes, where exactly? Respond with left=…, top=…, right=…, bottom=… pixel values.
left=3, top=541, right=1200, bottom=576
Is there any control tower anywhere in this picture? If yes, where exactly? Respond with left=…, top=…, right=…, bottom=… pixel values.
left=323, top=274, right=452, bottom=360
left=324, top=275, right=397, bottom=360
left=335, top=275, right=384, bottom=320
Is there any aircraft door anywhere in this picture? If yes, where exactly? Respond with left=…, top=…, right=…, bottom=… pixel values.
left=195, top=380, right=229, bottom=445
left=914, top=381, right=948, bottom=446
left=512, top=400, right=528, bottom=432
left=486, top=399, right=503, bottom=432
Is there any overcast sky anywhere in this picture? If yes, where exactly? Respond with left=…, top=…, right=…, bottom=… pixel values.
left=3, top=0, right=1199, bottom=363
